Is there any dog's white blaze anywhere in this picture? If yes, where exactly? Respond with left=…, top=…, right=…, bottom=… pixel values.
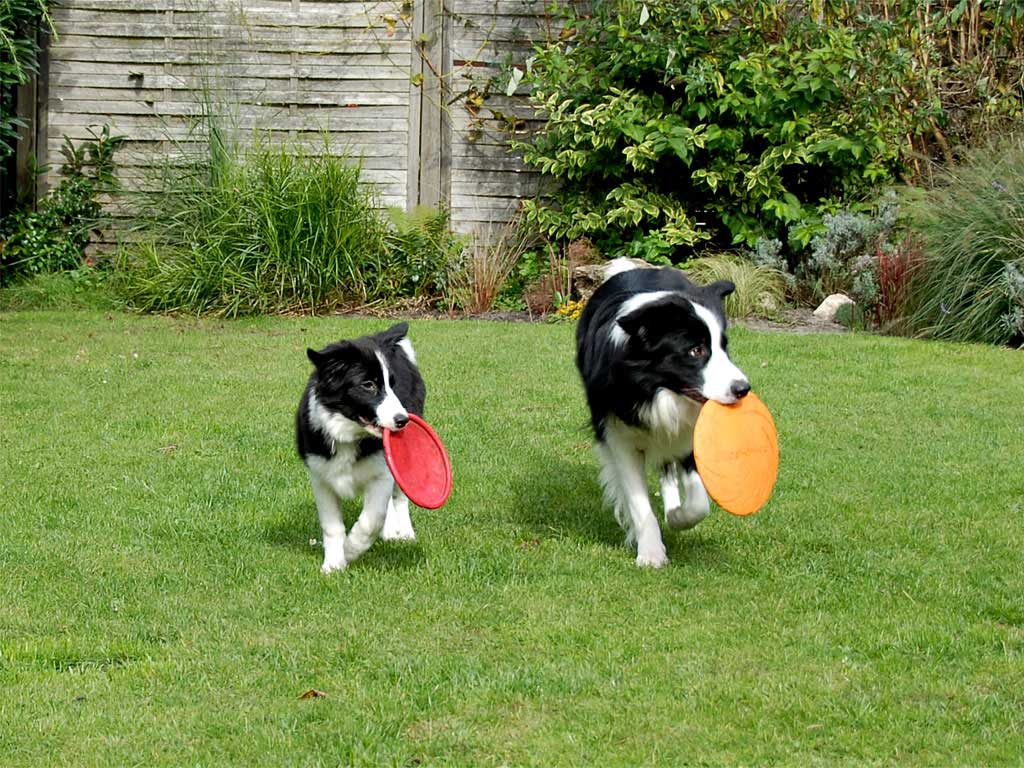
left=397, top=337, right=417, bottom=365
left=691, top=302, right=748, bottom=404
left=374, top=352, right=408, bottom=429
left=609, top=290, right=674, bottom=347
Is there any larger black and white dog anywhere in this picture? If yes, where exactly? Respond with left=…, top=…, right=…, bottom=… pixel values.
left=296, top=323, right=425, bottom=573
left=576, top=260, right=751, bottom=568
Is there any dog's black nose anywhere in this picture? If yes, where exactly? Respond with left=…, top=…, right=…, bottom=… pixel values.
left=393, top=414, right=409, bottom=430
left=730, top=380, right=751, bottom=399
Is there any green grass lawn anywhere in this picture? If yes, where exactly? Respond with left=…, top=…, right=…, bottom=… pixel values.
left=2, top=310, right=1023, bottom=766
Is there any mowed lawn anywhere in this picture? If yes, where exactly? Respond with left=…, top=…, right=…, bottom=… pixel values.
left=2, top=310, right=1023, bottom=767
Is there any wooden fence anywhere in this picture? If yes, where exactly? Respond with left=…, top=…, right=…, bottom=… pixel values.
left=35, top=0, right=553, bottom=239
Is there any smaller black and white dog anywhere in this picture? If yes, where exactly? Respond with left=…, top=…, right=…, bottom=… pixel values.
left=296, top=322, right=425, bottom=573
left=576, top=260, right=751, bottom=568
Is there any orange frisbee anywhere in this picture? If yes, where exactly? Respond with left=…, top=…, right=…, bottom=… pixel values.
left=692, top=392, right=778, bottom=516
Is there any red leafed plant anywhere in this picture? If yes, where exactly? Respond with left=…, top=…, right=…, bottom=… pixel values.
left=875, top=237, right=923, bottom=332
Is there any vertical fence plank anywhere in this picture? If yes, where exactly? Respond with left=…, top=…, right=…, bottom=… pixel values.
left=407, top=0, right=426, bottom=208
left=415, top=0, right=451, bottom=209
left=38, top=0, right=554, bottom=239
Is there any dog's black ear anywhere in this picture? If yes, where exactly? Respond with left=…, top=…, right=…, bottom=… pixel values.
left=306, top=347, right=326, bottom=368
left=307, top=342, right=356, bottom=370
left=380, top=322, right=409, bottom=344
left=705, top=280, right=736, bottom=299
left=617, top=297, right=694, bottom=343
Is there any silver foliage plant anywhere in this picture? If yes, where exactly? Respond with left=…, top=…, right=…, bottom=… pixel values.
left=1001, top=261, right=1024, bottom=337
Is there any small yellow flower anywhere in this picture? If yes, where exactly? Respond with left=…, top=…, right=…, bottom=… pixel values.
left=555, top=299, right=585, bottom=321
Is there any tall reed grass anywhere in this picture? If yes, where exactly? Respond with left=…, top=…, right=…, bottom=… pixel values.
left=451, top=216, right=534, bottom=314
left=113, top=120, right=391, bottom=316
left=902, top=138, right=1024, bottom=346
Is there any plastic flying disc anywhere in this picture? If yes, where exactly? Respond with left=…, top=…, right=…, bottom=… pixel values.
left=383, top=413, right=453, bottom=510
left=692, top=392, right=778, bottom=517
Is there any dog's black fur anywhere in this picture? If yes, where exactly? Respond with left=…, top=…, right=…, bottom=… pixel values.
left=576, top=267, right=738, bottom=437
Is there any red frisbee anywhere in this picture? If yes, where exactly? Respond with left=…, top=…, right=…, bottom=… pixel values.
left=383, top=413, right=453, bottom=509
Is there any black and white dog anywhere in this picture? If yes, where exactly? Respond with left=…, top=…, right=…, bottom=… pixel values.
left=296, top=322, right=425, bottom=573
left=576, top=260, right=751, bottom=567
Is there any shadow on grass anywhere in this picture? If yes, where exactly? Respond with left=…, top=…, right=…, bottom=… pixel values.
left=264, top=503, right=319, bottom=551
left=507, top=452, right=729, bottom=570
left=505, top=453, right=620, bottom=546
left=263, top=503, right=425, bottom=571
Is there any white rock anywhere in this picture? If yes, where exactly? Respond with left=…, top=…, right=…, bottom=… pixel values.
left=813, top=293, right=855, bottom=322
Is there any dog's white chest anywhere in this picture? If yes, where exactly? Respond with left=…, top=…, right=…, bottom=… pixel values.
left=609, top=389, right=702, bottom=467
left=305, top=444, right=388, bottom=499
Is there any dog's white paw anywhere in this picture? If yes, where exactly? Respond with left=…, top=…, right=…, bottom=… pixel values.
left=636, top=544, right=669, bottom=568
left=381, top=513, right=416, bottom=541
left=666, top=502, right=709, bottom=530
left=321, top=557, right=347, bottom=574
left=321, top=537, right=347, bottom=574
left=382, top=498, right=416, bottom=541
left=380, top=523, right=416, bottom=542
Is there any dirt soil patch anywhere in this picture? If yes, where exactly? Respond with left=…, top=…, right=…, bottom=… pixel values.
left=738, top=308, right=847, bottom=334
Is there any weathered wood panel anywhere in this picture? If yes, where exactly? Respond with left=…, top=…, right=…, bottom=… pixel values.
left=443, top=0, right=552, bottom=234
left=43, top=0, right=556, bottom=247
left=44, top=0, right=416, bottom=246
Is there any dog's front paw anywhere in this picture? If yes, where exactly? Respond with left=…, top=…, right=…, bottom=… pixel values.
left=636, top=543, right=669, bottom=568
left=321, top=537, right=347, bottom=574
left=666, top=502, right=709, bottom=530
left=381, top=518, right=416, bottom=542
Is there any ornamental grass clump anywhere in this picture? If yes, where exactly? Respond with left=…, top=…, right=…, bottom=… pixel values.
left=684, top=254, right=787, bottom=319
left=902, top=137, right=1024, bottom=346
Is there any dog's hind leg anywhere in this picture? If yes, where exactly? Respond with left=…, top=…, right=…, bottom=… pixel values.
left=598, top=431, right=669, bottom=568
left=310, top=474, right=348, bottom=574
left=344, top=475, right=393, bottom=563
left=673, top=453, right=710, bottom=530
left=381, top=488, right=416, bottom=541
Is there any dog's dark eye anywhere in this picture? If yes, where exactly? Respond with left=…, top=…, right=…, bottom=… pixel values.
left=689, top=344, right=708, bottom=359
left=361, top=380, right=378, bottom=393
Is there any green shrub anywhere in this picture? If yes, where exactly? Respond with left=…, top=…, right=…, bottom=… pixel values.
left=0, top=127, right=122, bottom=285
left=114, top=110, right=469, bottom=317
left=114, top=132, right=392, bottom=316
left=800, top=194, right=900, bottom=308
left=684, top=254, right=786, bottom=319
left=888, top=0, right=1024, bottom=160
left=382, top=206, right=466, bottom=302
left=902, top=138, right=1024, bottom=346
left=515, top=0, right=927, bottom=261
left=1, top=0, right=49, bottom=158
